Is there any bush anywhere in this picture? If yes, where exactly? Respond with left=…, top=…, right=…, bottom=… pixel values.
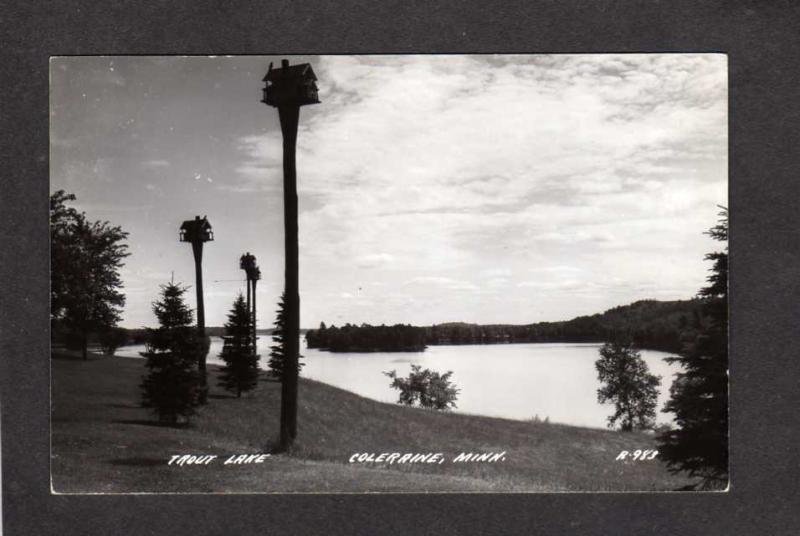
left=99, top=327, right=128, bottom=356
left=384, top=364, right=459, bottom=410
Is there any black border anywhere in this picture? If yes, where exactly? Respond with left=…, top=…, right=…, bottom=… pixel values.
left=3, top=1, right=800, bottom=534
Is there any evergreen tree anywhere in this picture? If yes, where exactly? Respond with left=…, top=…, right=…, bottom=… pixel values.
left=658, top=208, right=729, bottom=488
left=218, top=294, right=260, bottom=397
left=595, top=339, right=661, bottom=431
left=268, top=293, right=304, bottom=380
left=140, top=283, right=200, bottom=425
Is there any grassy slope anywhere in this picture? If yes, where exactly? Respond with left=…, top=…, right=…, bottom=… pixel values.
left=51, top=353, right=693, bottom=493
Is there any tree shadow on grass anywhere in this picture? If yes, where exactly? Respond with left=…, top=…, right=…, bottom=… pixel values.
left=50, top=351, right=106, bottom=362
left=265, top=443, right=283, bottom=455
left=111, top=419, right=191, bottom=429
left=259, top=377, right=280, bottom=383
left=109, top=457, right=165, bottom=467
left=264, top=438, right=299, bottom=456
left=207, top=393, right=237, bottom=400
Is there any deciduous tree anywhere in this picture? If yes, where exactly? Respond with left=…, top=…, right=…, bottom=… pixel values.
left=595, top=339, right=661, bottom=431
left=50, top=190, right=129, bottom=359
left=384, top=365, right=459, bottom=410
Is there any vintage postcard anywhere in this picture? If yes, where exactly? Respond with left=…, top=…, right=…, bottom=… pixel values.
left=49, top=54, right=728, bottom=493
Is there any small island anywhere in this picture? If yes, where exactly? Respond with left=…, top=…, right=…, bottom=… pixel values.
left=305, top=323, right=428, bottom=352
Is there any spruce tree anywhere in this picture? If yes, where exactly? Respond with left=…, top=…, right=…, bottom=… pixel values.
left=658, top=208, right=728, bottom=488
left=268, top=293, right=304, bottom=380
left=140, top=283, right=200, bottom=425
left=218, top=294, right=260, bottom=397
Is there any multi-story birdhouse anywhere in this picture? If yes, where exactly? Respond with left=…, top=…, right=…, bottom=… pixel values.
left=179, top=215, right=214, bottom=243
left=240, top=252, right=255, bottom=271
left=262, top=59, right=320, bottom=108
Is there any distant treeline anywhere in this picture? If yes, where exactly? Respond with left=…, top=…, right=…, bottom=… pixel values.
left=305, top=299, right=709, bottom=354
left=55, top=299, right=706, bottom=353
left=52, top=326, right=307, bottom=348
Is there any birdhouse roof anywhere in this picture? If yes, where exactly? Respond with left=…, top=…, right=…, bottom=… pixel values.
left=180, top=216, right=212, bottom=230
left=263, top=63, right=317, bottom=83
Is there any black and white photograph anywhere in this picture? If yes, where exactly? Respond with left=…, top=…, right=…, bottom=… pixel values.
left=49, top=54, right=728, bottom=493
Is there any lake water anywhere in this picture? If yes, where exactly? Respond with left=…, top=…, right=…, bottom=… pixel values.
left=117, top=338, right=679, bottom=429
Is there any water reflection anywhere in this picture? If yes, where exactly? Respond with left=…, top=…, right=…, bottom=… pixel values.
left=117, top=338, right=678, bottom=428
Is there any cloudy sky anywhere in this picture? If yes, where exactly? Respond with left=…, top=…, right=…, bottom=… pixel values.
left=50, top=54, right=727, bottom=329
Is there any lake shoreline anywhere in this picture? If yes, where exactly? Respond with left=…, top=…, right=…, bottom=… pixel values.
left=116, top=338, right=675, bottom=354
left=110, top=339, right=678, bottom=428
left=51, top=350, right=696, bottom=492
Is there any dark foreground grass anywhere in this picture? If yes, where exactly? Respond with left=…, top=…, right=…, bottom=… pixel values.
left=51, top=352, right=695, bottom=493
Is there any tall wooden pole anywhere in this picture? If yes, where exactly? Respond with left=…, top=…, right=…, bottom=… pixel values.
left=191, top=240, right=208, bottom=403
left=264, top=58, right=318, bottom=450
left=278, top=105, right=300, bottom=450
left=251, top=277, right=258, bottom=350
left=245, top=273, right=251, bottom=326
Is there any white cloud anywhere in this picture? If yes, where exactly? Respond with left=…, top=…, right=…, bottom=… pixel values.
left=355, top=253, right=395, bottom=268
left=239, top=54, right=727, bottom=325
left=405, top=276, right=479, bottom=292
left=142, top=159, right=170, bottom=168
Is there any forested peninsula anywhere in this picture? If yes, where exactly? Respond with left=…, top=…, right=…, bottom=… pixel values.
left=304, top=299, right=710, bottom=353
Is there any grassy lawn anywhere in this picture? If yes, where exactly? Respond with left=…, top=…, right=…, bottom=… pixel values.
left=51, top=352, right=695, bottom=493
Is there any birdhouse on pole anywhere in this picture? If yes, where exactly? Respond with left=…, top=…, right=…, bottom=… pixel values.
left=261, top=59, right=320, bottom=108
left=178, top=214, right=214, bottom=404
left=261, top=58, right=320, bottom=451
left=179, top=215, right=214, bottom=244
left=240, top=252, right=256, bottom=273
left=239, top=252, right=260, bottom=349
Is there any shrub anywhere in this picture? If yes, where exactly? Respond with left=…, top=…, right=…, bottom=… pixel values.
left=99, top=327, right=128, bottom=356
left=384, top=364, right=459, bottom=410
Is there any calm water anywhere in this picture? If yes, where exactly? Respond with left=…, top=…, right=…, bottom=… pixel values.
left=117, top=338, right=679, bottom=428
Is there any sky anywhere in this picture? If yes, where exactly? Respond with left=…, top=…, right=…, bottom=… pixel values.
left=50, top=54, right=727, bottom=329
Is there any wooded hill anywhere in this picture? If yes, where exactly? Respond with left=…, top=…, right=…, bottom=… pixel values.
left=305, top=299, right=709, bottom=353
left=55, top=299, right=707, bottom=354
